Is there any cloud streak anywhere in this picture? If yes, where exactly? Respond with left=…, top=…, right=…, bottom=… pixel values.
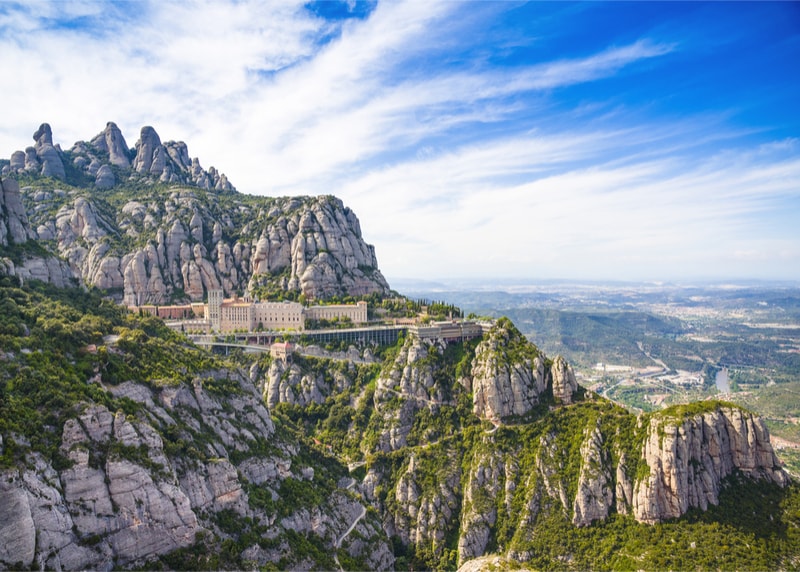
left=0, top=1, right=797, bottom=281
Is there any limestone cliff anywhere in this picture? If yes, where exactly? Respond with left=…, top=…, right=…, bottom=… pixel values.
left=0, top=177, right=33, bottom=246
left=226, top=321, right=794, bottom=570
left=0, top=366, right=392, bottom=571
left=633, top=403, right=789, bottom=524
left=0, top=176, right=75, bottom=286
left=468, top=318, right=577, bottom=422
left=4, top=122, right=389, bottom=300
left=371, top=335, right=450, bottom=452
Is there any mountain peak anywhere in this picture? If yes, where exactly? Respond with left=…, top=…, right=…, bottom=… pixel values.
left=2, top=122, right=234, bottom=192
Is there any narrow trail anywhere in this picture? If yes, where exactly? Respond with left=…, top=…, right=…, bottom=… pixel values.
left=380, top=386, right=455, bottom=407
left=333, top=505, right=367, bottom=571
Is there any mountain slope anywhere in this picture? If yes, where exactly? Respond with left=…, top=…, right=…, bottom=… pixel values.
left=3, top=123, right=389, bottom=302
left=0, top=279, right=392, bottom=570
left=260, top=319, right=797, bottom=570
left=1, top=123, right=798, bottom=571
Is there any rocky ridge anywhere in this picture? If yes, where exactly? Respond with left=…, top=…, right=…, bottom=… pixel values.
left=255, top=319, right=791, bottom=569
left=2, top=123, right=390, bottom=301
left=0, top=350, right=392, bottom=571
left=633, top=404, right=789, bottom=524
left=1, top=121, right=796, bottom=571
left=3, top=122, right=233, bottom=192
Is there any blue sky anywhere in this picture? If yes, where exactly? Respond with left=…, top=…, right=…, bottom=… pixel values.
left=1, top=1, right=798, bottom=283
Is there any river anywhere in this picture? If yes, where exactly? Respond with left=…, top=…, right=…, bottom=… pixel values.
left=715, top=367, right=730, bottom=393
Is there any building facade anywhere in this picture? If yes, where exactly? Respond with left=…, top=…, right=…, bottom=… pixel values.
left=134, top=290, right=371, bottom=334
left=305, top=301, right=367, bottom=324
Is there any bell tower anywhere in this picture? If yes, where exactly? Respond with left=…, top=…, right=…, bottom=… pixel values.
left=208, top=289, right=223, bottom=332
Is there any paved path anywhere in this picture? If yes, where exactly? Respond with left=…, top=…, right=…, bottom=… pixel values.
left=333, top=505, right=367, bottom=571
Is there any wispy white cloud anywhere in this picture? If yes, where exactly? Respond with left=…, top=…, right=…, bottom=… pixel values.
left=344, top=126, right=800, bottom=281
left=0, top=1, right=797, bottom=282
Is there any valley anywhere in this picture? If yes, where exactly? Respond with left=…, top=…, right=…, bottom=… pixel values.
left=401, top=279, right=800, bottom=476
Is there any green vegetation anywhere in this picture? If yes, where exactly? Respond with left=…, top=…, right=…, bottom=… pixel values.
left=0, top=278, right=135, bottom=467
left=457, top=294, right=800, bottom=381
left=657, top=400, right=745, bottom=421
left=2, top=267, right=798, bottom=571
left=507, top=478, right=800, bottom=571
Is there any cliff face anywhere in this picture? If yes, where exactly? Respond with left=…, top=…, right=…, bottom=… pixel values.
left=633, top=405, right=789, bottom=524
left=255, top=323, right=792, bottom=569
left=3, top=122, right=231, bottom=192
left=0, top=176, right=75, bottom=286
left=3, top=123, right=389, bottom=302
left=469, top=318, right=576, bottom=422
left=0, top=177, right=33, bottom=246
left=28, top=189, right=388, bottom=302
left=0, top=345, right=392, bottom=571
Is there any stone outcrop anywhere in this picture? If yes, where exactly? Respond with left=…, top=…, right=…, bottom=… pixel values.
left=0, top=124, right=66, bottom=180
left=0, top=176, right=76, bottom=286
left=469, top=319, right=548, bottom=422
left=4, top=123, right=389, bottom=301
left=33, top=123, right=66, bottom=180
left=95, top=164, right=115, bottom=189
left=2, top=122, right=233, bottom=192
left=0, top=366, right=392, bottom=571
left=262, top=358, right=352, bottom=408
left=387, top=451, right=461, bottom=564
left=90, top=122, right=131, bottom=168
left=458, top=451, right=506, bottom=564
left=0, top=255, right=75, bottom=288
left=551, top=355, right=578, bottom=405
left=131, top=126, right=232, bottom=190
left=633, top=404, right=789, bottom=524
left=0, top=177, right=33, bottom=245
left=372, top=336, right=448, bottom=452
left=572, top=424, right=613, bottom=526
left=22, top=189, right=389, bottom=303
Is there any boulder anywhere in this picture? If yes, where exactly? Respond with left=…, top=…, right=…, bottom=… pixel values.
left=95, top=164, right=115, bottom=189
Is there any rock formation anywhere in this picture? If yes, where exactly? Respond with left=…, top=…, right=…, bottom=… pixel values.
left=633, top=404, right=789, bottom=524
left=0, top=176, right=75, bottom=286
left=0, top=177, right=33, bottom=246
left=2, top=123, right=233, bottom=192
left=551, top=355, right=578, bottom=405
left=372, top=335, right=448, bottom=452
left=23, top=190, right=388, bottom=303
left=469, top=318, right=548, bottom=422
left=131, top=126, right=232, bottom=190
left=572, top=423, right=614, bottom=526
left=33, top=123, right=66, bottom=180
left=3, top=123, right=390, bottom=301
left=90, top=121, right=131, bottom=168
left=0, top=368, right=392, bottom=571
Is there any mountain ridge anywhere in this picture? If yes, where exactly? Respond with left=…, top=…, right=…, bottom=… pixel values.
left=2, top=122, right=390, bottom=303
left=0, top=123, right=798, bottom=571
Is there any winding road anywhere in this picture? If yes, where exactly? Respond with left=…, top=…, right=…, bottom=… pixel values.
left=333, top=504, right=367, bottom=571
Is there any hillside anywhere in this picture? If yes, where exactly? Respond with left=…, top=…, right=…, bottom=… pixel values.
left=0, top=278, right=392, bottom=570
left=2, top=123, right=390, bottom=304
left=1, top=124, right=799, bottom=570
left=0, top=280, right=797, bottom=570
